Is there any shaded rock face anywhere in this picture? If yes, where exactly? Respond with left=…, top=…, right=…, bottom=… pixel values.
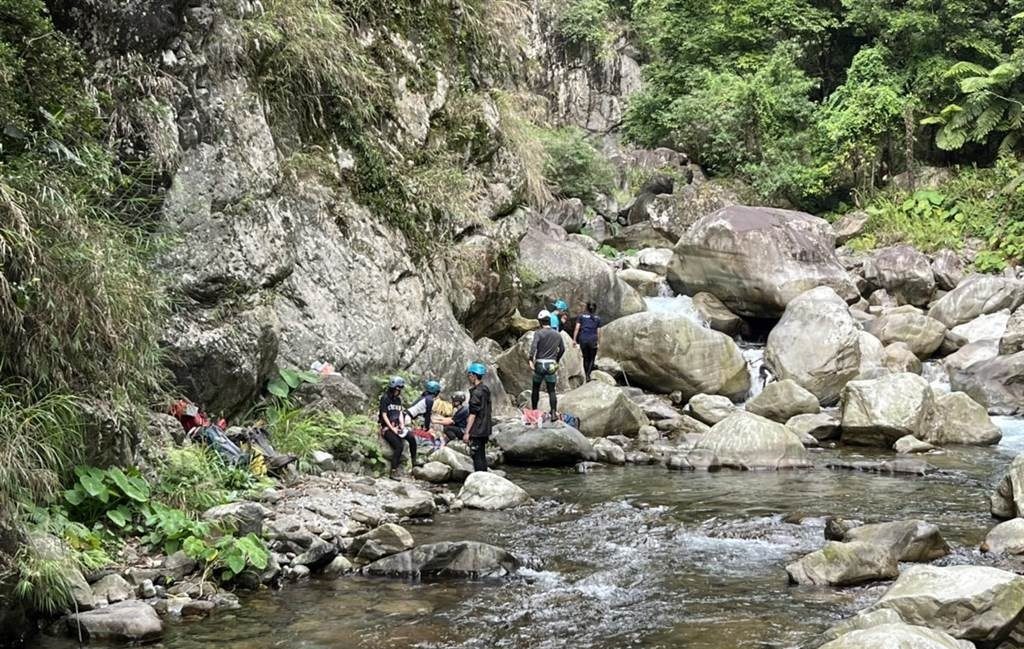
left=950, top=352, right=1024, bottom=414
left=832, top=211, right=869, bottom=246
left=928, top=275, right=1024, bottom=328
left=1001, top=306, right=1024, bottom=355
left=491, top=421, right=595, bottom=466
left=667, top=206, right=857, bottom=318
left=688, top=411, right=811, bottom=470
left=600, top=312, right=750, bottom=399
left=557, top=381, right=649, bottom=437
left=692, top=292, right=743, bottom=336
left=765, top=287, right=862, bottom=405
left=363, top=541, right=520, bottom=580
left=863, top=564, right=1024, bottom=648
left=990, top=455, right=1024, bottom=520
left=931, top=249, right=964, bottom=291
left=840, top=373, right=934, bottom=447
left=863, top=245, right=936, bottom=307
left=786, top=412, right=840, bottom=442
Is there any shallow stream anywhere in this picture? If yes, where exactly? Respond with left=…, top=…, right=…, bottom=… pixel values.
left=51, top=421, right=1023, bottom=649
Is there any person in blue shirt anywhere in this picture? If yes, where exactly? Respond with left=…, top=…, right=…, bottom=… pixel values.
left=573, top=301, right=602, bottom=382
left=550, top=298, right=568, bottom=331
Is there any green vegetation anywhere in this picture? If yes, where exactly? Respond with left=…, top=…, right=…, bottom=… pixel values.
left=624, top=0, right=1024, bottom=212
left=153, top=446, right=252, bottom=513
left=538, top=127, right=617, bottom=204
left=264, top=401, right=385, bottom=473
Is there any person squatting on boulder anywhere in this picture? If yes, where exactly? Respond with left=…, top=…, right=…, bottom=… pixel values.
left=379, top=376, right=416, bottom=477
left=464, top=363, right=492, bottom=472
left=435, top=391, right=469, bottom=442
left=531, top=310, right=565, bottom=418
left=573, top=301, right=602, bottom=382
left=550, top=298, right=568, bottom=331
left=406, top=379, right=443, bottom=449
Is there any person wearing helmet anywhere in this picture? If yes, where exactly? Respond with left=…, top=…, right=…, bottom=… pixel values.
left=379, top=376, right=416, bottom=477
left=406, top=379, right=442, bottom=432
left=436, top=391, right=469, bottom=442
left=550, top=299, right=569, bottom=331
left=530, top=309, right=565, bottom=418
left=464, top=363, right=492, bottom=472
left=573, top=301, right=602, bottom=381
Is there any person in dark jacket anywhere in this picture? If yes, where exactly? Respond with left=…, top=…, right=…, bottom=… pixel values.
left=464, top=363, right=492, bottom=472
left=573, top=301, right=602, bottom=381
left=406, top=379, right=441, bottom=432
left=530, top=310, right=565, bottom=418
left=438, top=391, right=469, bottom=442
left=379, top=376, right=415, bottom=477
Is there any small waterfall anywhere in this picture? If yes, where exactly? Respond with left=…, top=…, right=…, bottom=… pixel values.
left=742, top=345, right=766, bottom=401
left=643, top=295, right=707, bottom=326
left=921, top=361, right=951, bottom=396
left=656, top=281, right=675, bottom=298
left=994, top=416, right=1024, bottom=454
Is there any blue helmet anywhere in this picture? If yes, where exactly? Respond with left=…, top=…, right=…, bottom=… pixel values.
left=425, top=379, right=441, bottom=395
left=467, top=362, right=487, bottom=377
left=388, top=376, right=405, bottom=389
left=553, top=299, right=568, bottom=311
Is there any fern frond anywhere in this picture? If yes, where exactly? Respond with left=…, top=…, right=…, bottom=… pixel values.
left=972, top=103, right=1007, bottom=142
left=944, top=61, right=990, bottom=79
left=998, top=132, right=1021, bottom=158
left=960, top=75, right=994, bottom=93
left=935, top=124, right=968, bottom=151
left=989, top=62, right=1024, bottom=85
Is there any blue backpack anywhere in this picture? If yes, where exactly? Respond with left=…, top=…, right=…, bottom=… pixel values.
left=561, top=413, right=581, bottom=430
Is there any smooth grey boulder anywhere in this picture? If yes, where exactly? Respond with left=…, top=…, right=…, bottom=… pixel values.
left=458, top=472, right=531, bottom=511
left=765, top=287, right=862, bottom=404
left=832, top=211, right=870, bottom=246
left=840, top=373, right=934, bottom=447
left=353, top=523, right=415, bottom=562
left=950, top=352, right=1024, bottom=414
left=1000, top=306, right=1024, bottom=355
left=687, top=393, right=737, bottom=426
left=894, top=435, right=935, bottom=454
left=746, top=379, right=820, bottom=423
left=592, top=438, right=626, bottom=465
left=883, top=343, right=923, bottom=374
left=843, top=520, right=950, bottom=562
left=990, top=454, right=1024, bottom=519
left=363, top=541, right=519, bottom=579
left=951, top=310, right=1011, bottom=345
left=496, top=330, right=584, bottom=396
left=64, top=601, right=162, bottom=643
left=786, top=540, right=900, bottom=586
left=932, top=249, right=965, bottom=291
left=90, top=574, right=134, bottom=605
left=923, top=392, right=1001, bottom=446
left=819, top=623, right=971, bottom=649
left=600, top=311, right=749, bottom=399
left=786, top=412, right=841, bottom=442
left=863, top=564, right=1024, bottom=647
left=429, top=447, right=474, bottom=482
left=982, top=518, right=1024, bottom=555
left=412, top=461, right=453, bottom=484
left=667, top=206, right=858, bottom=318
left=866, top=308, right=947, bottom=359
left=636, top=247, right=674, bottom=276
left=557, top=382, right=649, bottom=437
left=928, top=275, right=1024, bottom=328
left=492, top=421, right=595, bottom=466
left=692, top=292, right=744, bottom=336
left=202, top=501, right=270, bottom=536
left=384, top=494, right=437, bottom=518
left=943, top=340, right=999, bottom=375
left=616, top=268, right=664, bottom=297
left=688, top=411, right=811, bottom=470
left=863, top=245, right=936, bottom=307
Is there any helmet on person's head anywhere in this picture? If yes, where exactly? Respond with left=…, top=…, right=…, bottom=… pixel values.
left=452, top=391, right=467, bottom=404
left=586, top=301, right=597, bottom=312
left=388, top=376, right=406, bottom=389
left=425, top=379, right=441, bottom=395
left=467, top=362, right=487, bottom=378
left=554, top=299, right=568, bottom=311
left=537, top=309, right=551, bottom=321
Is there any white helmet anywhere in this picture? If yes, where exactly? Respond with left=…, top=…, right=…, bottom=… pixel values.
left=537, top=309, right=551, bottom=320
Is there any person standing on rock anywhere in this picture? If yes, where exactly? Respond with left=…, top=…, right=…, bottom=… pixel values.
left=573, top=301, right=602, bottom=382
left=530, top=310, right=565, bottom=418
left=379, top=376, right=416, bottom=478
left=463, top=363, right=492, bottom=472
left=550, top=299, right=569, bottom=331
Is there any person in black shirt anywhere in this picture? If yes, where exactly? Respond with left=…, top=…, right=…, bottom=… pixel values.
left=573, top=301, right=602, bottom=381
left=379, top=376, right=416, bottom=477
left=530, top=310, right=565, bottom=418
left=464, top=363, right=492, bottom=472
left=437, top=391, right=469, bottom=442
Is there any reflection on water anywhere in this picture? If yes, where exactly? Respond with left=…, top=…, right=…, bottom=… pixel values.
left=40, top=425, right=1024, bottom=649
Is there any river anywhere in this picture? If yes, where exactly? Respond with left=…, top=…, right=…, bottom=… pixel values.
left=88, top=421, right=1017, bottom=649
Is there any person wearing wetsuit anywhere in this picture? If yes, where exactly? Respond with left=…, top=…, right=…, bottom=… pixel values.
left=379, top=376, right=415, bottom=477
left=530, top=310, right=565, bottom=418
left=464, top=363, right=492, bottom=472
left=573, top=301, right=602, bottom=381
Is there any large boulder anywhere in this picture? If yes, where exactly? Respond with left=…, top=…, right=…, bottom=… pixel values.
left=990, top=454, right=1024, bottom=519
left=928, top=275, right=1024, bottom=328
left=599, top=312, right=749, bottom=399
left=491, top=421, right=595, bottom=466
left=745, top=379, right=820, bottom=423
left=353, top=523, right=415, bottom=562
left=496, top=330, right=584, bottom=396
left=636, top=247, right=675, bottom=276
left=923, top=392, right=1001, bottom=446
left=832, top=211, right=870, bottom=246
left=950, top=352, right=1024, bottom=414
left=866, top=307, right=947, bottom=359
left=819, top=623, right=972, bottom=649
left=863, top=245, right=936, bottom=307
left=687, top=411, right=811, bottom=470
left=202, top=501, right=270, bottom=536
left=516, top=222, right=646, bottom=322
left=458, top=472, right=531, bottom=511
left=687, top=394, right=737, bottom=426
left=363, top=541, right=519, bottom=579
left=765, top=287, right=862, bottom=404
left=840, top=373, right=935, bottom=446
left=931, top=249, right=965, bottom=291
left=616, top=268, right=664, bottom=297
left=883, top=343, right=923, bottom=375
left=982, top=518, right=1024, bottom=555
left=64, top=601, right=162, bottom=643
left=429, top=446, right=475, bottom=482
left=863, top=565, right=1024, bottom=647
left=843, top=520, right=950, bottom=562
left=951, top=310, right=1011, bottom=345
left=605, top=222, right=675, bottom=251
left=1000, top=306, right=1024, bottom=355
left=786, top=412, right=841, bottom=442
left=557, top=382, right=649, bottom=437
left=692, top=292, right=743, bottom=336
left=666, top=206, right=858, bottom=318
left=786, top=540, right=900, bottom=586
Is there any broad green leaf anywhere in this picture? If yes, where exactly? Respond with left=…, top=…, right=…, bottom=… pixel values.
left=226, top=554, right=246, bottom=575
left=108, top=467, right=150, bottom=502
left=267, top=377, right=289, bottom=398
left=78, top=471, right=106, bottom=498
left=279, top=368, right=302, bottom=389
left=63, top=487, right=85, bottom=506
left=106, top=508, right=129, bottom=528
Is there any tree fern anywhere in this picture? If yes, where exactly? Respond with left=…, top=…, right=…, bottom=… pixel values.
left=929, top=52, right=1024, bottom=151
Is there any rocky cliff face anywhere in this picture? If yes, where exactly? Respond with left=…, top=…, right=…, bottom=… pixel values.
left=50, top=0, right=642, bottom=416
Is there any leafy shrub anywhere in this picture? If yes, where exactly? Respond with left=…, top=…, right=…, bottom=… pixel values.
left=266, top=367, right=321, bottom=400
left=152, top=446, right=249, bottom=513
left=184, top=533, right=269, bottom=582
left=62, top=466, right=150, bottom=530
left=264, top=402, right=386, bottom=473
left=552, top=0, right=614, bottom=51
left=11, top=547, right=77, bottom=615
left=537, top=127, right=616, bottom=204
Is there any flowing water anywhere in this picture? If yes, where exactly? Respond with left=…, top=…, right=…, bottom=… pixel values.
left=48, top=421, right=1024, bottom=649
left=643, top=296, right=705, bottom=325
